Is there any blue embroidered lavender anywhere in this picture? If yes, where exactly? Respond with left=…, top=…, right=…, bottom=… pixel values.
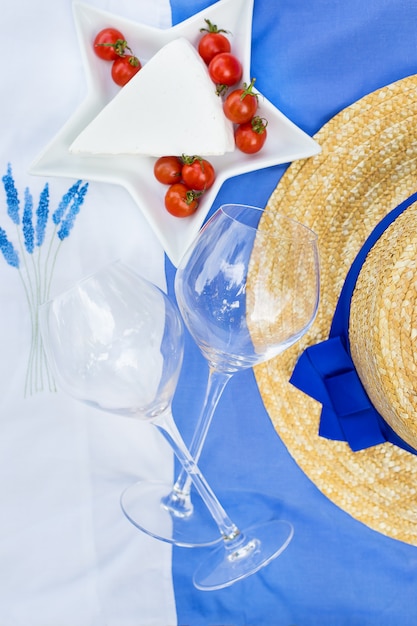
left=0, top=164, right=89, bottom=395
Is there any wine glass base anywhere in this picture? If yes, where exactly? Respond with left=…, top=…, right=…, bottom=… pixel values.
left=120, top=480, right=286, bottom=548
left=193, top=519, right=294, bottom=591
left=121, top=479, right=220, bottom=547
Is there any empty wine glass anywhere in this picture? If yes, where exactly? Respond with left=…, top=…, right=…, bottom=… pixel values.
left=39, top=260, right=296, bottom=591
left=124, top=203, right=320, bottom=550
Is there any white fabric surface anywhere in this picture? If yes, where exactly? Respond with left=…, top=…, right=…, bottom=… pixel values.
left=0, top=1, right=177, bottom=624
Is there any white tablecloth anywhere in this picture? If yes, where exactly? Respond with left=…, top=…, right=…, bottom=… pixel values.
left=0, top=1, right=176, bottom=624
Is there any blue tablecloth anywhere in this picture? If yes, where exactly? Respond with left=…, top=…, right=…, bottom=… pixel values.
left=168, top=1, right=417, bottom=624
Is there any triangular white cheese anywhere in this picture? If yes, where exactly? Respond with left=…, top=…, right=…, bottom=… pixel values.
left=70, top=37, right=235, bottom=157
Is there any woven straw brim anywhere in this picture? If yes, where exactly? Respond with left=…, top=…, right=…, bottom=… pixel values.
left=252, top=74, right=417, bottom=545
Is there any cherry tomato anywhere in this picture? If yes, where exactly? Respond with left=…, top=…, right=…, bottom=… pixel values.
left=181, top=158, right=215, bottom=191
left=208, top=53, right=243, bottom=90
left=93, top=28, right=128, bottom=61
left=154, top=156, right=182, bottom=185
left=111, top=54, right=142, bottom=86
left=165, top=183, right=200, bottom=218
left=198, top=33, right=231, bottom=64
left=235, top=116, right=268, bottom=154
left=198, top=19, right=231, bottom=65
left=223, top=78, right=258, bottom=124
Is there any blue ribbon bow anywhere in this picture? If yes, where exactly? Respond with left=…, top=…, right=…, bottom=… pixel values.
left=290, top=193, right=417, bottom=454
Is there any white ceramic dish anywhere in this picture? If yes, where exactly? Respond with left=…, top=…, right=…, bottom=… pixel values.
left=30, top=0, right=321, bottom=266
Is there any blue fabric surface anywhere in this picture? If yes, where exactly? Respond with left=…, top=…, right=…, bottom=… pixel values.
left=167, top=1, right=417, bottom=624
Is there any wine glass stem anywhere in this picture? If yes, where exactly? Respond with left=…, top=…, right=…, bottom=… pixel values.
left=154, top=410, right=240, bottom=541
left=174, top=368, right=232, bottom=496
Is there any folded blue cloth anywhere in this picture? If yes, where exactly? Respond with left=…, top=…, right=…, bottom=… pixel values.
left=168, top=1, right=417, bottom=624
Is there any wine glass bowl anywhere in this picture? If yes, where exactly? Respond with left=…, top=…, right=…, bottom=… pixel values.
left=176, top=204, right=319, bottom=371
left=40, top=262, right=183, bottom=420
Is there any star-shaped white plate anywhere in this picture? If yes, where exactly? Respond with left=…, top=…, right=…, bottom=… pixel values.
left=30, top=0, right=321, bottom=266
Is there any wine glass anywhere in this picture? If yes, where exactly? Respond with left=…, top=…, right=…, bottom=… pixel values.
left=39, top=260, right=295, bottom=591
left=125, top=203, right=320, bottom=549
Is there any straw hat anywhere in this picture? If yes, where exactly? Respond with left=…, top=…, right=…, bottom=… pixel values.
left=251, top=73, right=417, bottom=545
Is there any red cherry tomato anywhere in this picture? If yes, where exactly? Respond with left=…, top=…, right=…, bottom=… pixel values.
left=181, top=158, right=215, bottom=191
left=235, top=116, right=268, bottom=154
left=223, top=79, right=259, bottom=124
left=93, top=28, right=128, bottom=61
left=111, top=54, right=142, bottom=86
left=198, top=32, right=231, bottom=64
left=198, top=19, right=231, bottom=64
left=154, top=156, right=183, bottom=185
left=165, top=183, right=200, bottom=218
left=208, top=53, right=243, bottom=90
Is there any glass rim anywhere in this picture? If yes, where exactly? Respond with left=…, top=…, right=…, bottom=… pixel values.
left=217, top=203, right=318, bottom=243
left=38, top=258, right=123, bottom=311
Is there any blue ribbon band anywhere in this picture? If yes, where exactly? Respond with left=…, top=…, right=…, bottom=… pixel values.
left=290, top=193, right=417, bottom=454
